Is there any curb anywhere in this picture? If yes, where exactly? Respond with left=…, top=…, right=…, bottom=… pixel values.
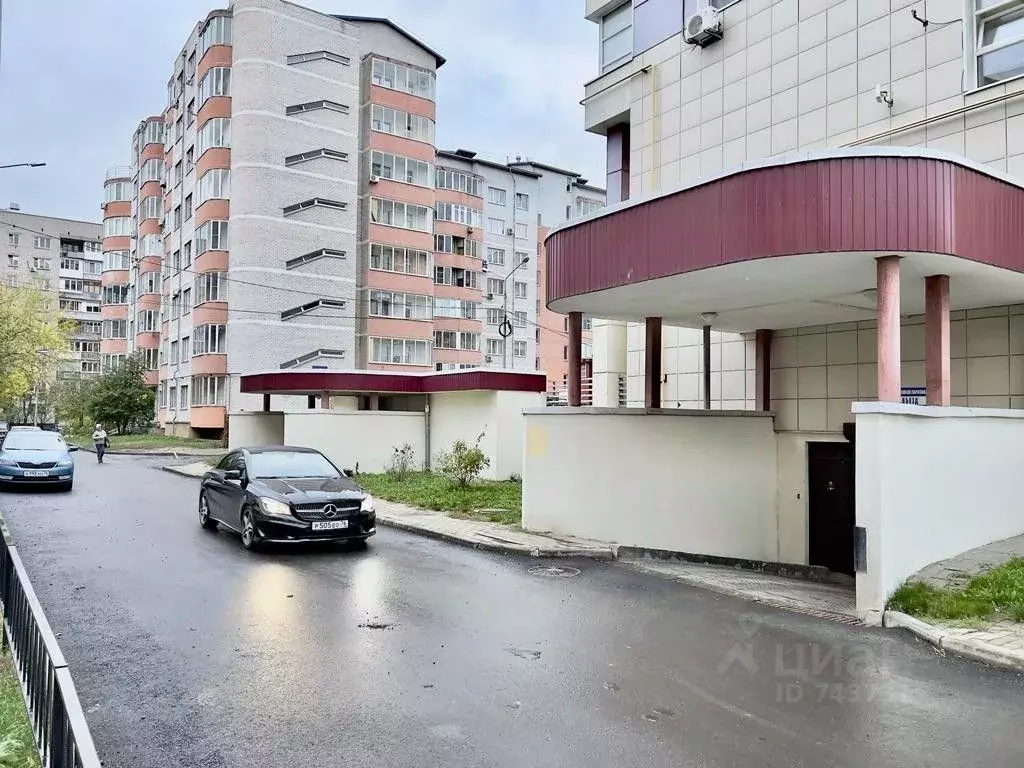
left=83, top=446, right=221, bottom=457
left=160, top=465, right=616, bottom=560
left=884, top=610, right=1024, bottom=672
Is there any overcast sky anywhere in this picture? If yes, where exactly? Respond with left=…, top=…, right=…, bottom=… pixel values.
left=0, top=0, right=604, bottom=223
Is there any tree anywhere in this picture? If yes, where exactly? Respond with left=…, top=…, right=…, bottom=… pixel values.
left=0, top=284, right=69, bottom=414
left=88, top=355, right=155, bottom=435
left=52, top=377, right=96, bottom=434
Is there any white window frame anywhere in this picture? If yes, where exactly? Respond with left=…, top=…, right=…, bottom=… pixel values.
left=370, top=337, right=432, bottom=366
left=370, top=150, right=432, bottom=187
left=969, top=0, right=1024, bottom=89
left=488, top=187, right=507, bottom=205
left=600, top=2, right=633, bottom=74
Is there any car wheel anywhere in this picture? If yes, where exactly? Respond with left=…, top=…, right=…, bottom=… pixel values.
left=198, top=492, right=218, bottom=531
left=240, top=508, right=261, bottom=551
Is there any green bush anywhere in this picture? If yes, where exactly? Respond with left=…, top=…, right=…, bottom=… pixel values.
left=435, top=432, right=490, bottom=487
left=385, top=443, right=416, bottom=480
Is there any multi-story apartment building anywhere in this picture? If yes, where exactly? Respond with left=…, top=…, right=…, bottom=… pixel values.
left=2, top=210, right=104, bottom=383
left=580, top=0, right=1024, bottom=418
left=101, top=0, right=605, bottom=437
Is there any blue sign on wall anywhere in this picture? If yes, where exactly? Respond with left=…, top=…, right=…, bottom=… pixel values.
left=901, top=386, right=926, bottom=405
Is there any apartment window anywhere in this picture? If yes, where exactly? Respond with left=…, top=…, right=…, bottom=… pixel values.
left=197, top=117, right=230, bottom=155
left=515, top=250, right=529, bottom=265
left=142, top=119, right=165, bottom=147
left=140, top=196, right=163, bottom=221
left=514, top=222, right=528, bottom=239
left=140, top=234, right=162, bottom=257
left=191, top=375, right=226, bottom=405
left=434, top=202, right=483, bottom=227
left=432, top=235, right=470, bottom=259
left=601, top=2, right=633, bottom=73
left=104, top=181, right=132, bottom=202
left=103, top=284, right=128, bottom=304
left=137, top=309, right=160, bottom=332
left=102, top=319, right=127, bottom=339
left=488, top=187, right=506, bottom=205
left=514, top=281, right=528, bottom=299
left=60, top=257, right=81, bottom=271
left=434, top=298, right=479, bottom=320
left=370, top=198, right=432, bottom=232
left=436, top=168, right=483, bottom=197
left=370, top=337, right=431, bottom=366
left=196, top=169, right=229, bottom=205
left=583, top=317, right=593, bottom=331
left=197, top=66, right=231, bottom=107
left=103, top=218, right=132, bottom=238
left=486, top=308, right=503, bottom=325
left=102, top=250, right=130, bottom=270
left=433, top=265, right=479, bottom=289
left=515, top=193, right=529, bottom=211
left=180, top=382, right=190, bottom=408
left=972, top=1, right=1024, bottom=86
left=513, top=311, right=527, bottom=328
left=369, top=290, right=432, bottom=320
left=486, top=247, right=506, bottom=266
left=195, top=220, right=229, bottom=253
left=576, top=198, right=603, bottom=217
left=458, top=332, right=479, bottom=351
left=194, top=272, right=226, bottom=305
left=186, top=147, right=194, bottom=173
left=486, top=278, right=504, bottom=296
left=370, top=104, right=435, bottom=143
left=33, top=236, right=51, bottom=249
left=174, top=161, right=183, bottom=187
left=173, top=206, right=182, bottom=230
left=183, top=288, right=191, bottom=313
left=59, top=299, right=82, bottom=313
left=370, top=150, right=432, bottom=186
left=486, top=338, right=504, bottom=356
left=513, top=340, right=527, bottom=358
left=369, top=243, right=430, bottom=276
left=199, top=15, right=231, bottom=57
left=193, top=324, right=226, bottom=355
left=84, top=241, right=101, bottom=253
left=62, top=279, right=84, bottom=293
left=7, top=254, right=18, bottom=267
left=433, top=330, right=457, bottom=349
left=487, top=218, right=506, bottom=235
left=370, top=58, right=436, bottom=100
left=32, top=257, right=52, bottom=270
left=187, top=99, right=196, bottom=128
left=183, top=241, right=192, bottom=266
left=140, top=158, right=163, bottom=184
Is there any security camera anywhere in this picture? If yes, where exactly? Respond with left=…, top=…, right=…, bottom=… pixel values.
left=874, top=84, right=893, bottom=108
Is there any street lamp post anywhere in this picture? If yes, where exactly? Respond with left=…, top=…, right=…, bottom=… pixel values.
left=501, top=255, right=530, bottom=368
left=0, top=162, right=45, bottom=170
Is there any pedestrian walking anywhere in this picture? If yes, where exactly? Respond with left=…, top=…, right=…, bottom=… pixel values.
left=92, top=423, right=109, bottom=464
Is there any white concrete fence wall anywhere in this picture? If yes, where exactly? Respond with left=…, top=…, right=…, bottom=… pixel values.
left=522, top=409, right=779, bottom=561
left=228, top=412, right=285, bottom=448
left=854, top=402, right=1024, bottom=620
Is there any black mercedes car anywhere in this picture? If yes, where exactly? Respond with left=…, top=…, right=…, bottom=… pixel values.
left=198, top=446, right=376, bottom=551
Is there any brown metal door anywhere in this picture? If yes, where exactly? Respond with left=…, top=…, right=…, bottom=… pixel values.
left=807, top=441, right=855, bottom=576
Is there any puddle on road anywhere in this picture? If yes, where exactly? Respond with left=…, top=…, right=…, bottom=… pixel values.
left=505, top=647, right=542, bottom=660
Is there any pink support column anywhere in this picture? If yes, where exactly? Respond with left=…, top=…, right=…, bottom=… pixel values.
left=925, top=274, right=951, bottom=406
left=876, top=256, right=902, bottom=402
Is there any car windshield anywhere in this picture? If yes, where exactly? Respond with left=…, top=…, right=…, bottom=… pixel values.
left=248, top=451, right=340, bottom=479
left=3, top=432, right=67, bottom=451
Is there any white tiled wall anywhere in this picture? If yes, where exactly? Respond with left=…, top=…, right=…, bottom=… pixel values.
left=626, top=0, right=1024, bottom=196
left=625, top=305, right=1024, bottom=431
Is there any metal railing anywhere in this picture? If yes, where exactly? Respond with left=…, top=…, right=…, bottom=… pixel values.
left=546, top=377, right=594, bottom=406
left=0, top=534, right=101, bottom=768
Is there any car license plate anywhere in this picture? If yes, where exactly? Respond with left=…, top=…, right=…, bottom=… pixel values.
left=23, top=470, right=48, bottom=477
left=312, top=520, right=348, bottom=531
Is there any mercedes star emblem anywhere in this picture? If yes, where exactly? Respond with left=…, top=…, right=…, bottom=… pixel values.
left=322, top=504, right=338, bottom=518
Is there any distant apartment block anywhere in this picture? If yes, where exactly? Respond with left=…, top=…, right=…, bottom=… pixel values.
left=102, top=0, right=604, bottom=437
left=1, top=210, right=104, bottom=384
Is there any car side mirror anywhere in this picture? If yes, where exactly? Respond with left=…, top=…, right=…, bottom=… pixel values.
left=224, top=469, right=242, bottom=481
left=67, top=444, right=79, bottom=452
left=343, top=468, right=356, bottom=477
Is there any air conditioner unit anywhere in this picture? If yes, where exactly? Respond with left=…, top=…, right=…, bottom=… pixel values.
left=369, top=175, right=380, bottom=184
left=486, top=292, right=494, bottom=300
left=481, top=260, right=488, bottom=271
left=505, top=228, right=515, bottom=236
left=485, top=355, right=493, bottom=363
left=467, top=226, right=474, bottom=234
left=684, top=6, right=723, bottom=46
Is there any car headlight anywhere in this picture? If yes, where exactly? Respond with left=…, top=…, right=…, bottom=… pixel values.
left=0, top=458, right=16, bottom=467
left=56, top=460, right=74, bottom=468
left=259, top=498, right=293, bottom=518
left=360, top=494, right=375, bottom=512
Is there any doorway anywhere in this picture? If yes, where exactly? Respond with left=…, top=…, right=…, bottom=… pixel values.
left=807, top=441, right=856, bottom=576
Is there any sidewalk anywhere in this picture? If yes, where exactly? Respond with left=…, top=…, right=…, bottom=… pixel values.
left=161, top=463, right=615, bottom=559
left=884, top=532, right=1024, bottom=672
left=82, top=445, right=224, bottom=457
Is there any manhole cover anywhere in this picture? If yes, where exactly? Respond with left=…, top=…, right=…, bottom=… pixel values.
left=528, top=565, right=581, bottom=578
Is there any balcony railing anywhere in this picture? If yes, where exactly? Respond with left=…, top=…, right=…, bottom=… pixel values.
left=546, top=377, right=594, bottom=407
left=105, top=165, right=132, bottom=181
left=0, top=533, right=101, bottom=768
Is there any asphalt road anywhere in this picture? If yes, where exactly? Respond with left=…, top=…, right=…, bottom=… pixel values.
left=1, top=454, right=1022, bottom=768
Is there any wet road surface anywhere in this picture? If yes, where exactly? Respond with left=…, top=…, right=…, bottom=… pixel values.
left=1, top=454, right=1022, bottom=768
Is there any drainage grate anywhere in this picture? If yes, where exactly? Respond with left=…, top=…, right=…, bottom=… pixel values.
left=528, top=564, right=581, bottom=578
